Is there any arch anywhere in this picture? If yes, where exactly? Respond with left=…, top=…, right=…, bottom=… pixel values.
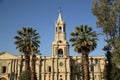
left=58, top=26, right=62, bottom=33
left=58, top=40, right=62, bottom=43
left=58, top=49, right=63, bottom=57
left=60, top=78, right=63, bottom=80
left=0, top=77, right=7, bottom=80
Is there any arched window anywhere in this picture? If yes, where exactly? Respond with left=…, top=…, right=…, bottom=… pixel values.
left=58, top=49, right=63, bottom=57
left=60, top=78, right=63, bottom=80
left=58, top=26, right=62, bottom=33
left=59, top=40, right=62, bottom=43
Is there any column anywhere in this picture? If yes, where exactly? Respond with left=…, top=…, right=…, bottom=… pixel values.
left=15, top=59, right=18, bottom=80
left=57, top=58, right=58, bottom=80
left=43, top=57, right=46, bottom=80
left=51, top=58, right=54, bottom=80
left=39, top=56, right=42, bottom=80
left=65, top=58, right=67, bottom=80
left=10, top=59, right=13, bottom=80
left=98, top=59, right=101, bottom=80
left=68, top=58, right=71, bottom=80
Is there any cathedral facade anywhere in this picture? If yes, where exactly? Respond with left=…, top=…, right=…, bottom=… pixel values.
left=0, top=11, right=105, bottom=80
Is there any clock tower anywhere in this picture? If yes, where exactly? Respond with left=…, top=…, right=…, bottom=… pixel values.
left=52, top=10, right=69, bottom=58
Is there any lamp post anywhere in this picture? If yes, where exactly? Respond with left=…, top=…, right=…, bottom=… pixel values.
left=90, top=57, right=98, bottom=80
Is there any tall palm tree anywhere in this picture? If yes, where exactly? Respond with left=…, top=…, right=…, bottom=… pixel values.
left=14, top=27, right=40, bottom=80
left=69, top=25, right=98, bottom=80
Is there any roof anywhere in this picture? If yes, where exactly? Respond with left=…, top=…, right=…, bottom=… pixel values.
left=0, top=52, right=19, bottom=59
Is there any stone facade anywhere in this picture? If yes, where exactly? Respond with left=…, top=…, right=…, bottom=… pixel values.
left=0, top=11, right=105, bottom=80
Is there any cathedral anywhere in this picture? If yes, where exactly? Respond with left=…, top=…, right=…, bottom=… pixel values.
left=0, top=11, right=105, bottom=80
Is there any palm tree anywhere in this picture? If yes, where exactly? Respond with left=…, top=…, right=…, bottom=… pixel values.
left=69, top=25, right=98, bottom=80
left=14, top=27, right=40, bottom=80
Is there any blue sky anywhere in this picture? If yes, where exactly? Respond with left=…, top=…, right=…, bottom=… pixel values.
left=0, top=0, right=105, bottom=56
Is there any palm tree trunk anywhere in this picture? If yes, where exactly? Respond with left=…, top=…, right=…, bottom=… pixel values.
left=82, top=51, right=89, bottom=80
left=25, top=53, right=30, bottom=71
left=31, top=54, right=36, bottom=80
left=24, top=52, right=32, bottom=80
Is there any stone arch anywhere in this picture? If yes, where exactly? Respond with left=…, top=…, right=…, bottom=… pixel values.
left=0, top=77, right=7, bottom=80
left=60, top=78, right=63, bottom=80
left=58, top=26, right=62, bottom=33
left=58, top=49, right=63, bottom=57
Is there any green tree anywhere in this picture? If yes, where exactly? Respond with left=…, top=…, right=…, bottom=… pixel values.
left=15, top=27, right=40, bottom=80
left=18, top=70, right=31, bottom=80
left=71, top=62, right=83, bottom=80
left=92, top=0, right=120, bottom=50
left=69, top=25, right=98, bottom=80
left=92, top=0, right=120, bottom=79
left=103, top=62, right=120, bottom=80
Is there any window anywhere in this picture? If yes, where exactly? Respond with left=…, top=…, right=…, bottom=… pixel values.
left=59, top=40, right=62, bottom=43
left=2, top=66, right=6, bottom=73
left=60, top=75, right=62, bottom=77
left=48, top=66, right=51, bottom=72
left=58, top=49, right=63, bottom=57
left=58, top=27, right=62, bottom=33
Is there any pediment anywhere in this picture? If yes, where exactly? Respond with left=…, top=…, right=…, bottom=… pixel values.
left=0, top=52, right=18, bottom=59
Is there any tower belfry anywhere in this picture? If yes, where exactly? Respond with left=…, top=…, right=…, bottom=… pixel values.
left=52, top=10, right=69, bottom=58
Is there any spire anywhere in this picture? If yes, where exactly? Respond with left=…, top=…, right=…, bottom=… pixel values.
left=57, top=9, right=64, bottom=23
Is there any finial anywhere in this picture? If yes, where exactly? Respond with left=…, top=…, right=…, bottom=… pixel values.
left=58, top=7, right=62, bottom=14
left=57, top=7, right=64, bottom=23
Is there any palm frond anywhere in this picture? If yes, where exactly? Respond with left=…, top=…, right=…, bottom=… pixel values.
left=14, top=27, right=40, bottom=55
left=69, top=25, right=98, bottom=54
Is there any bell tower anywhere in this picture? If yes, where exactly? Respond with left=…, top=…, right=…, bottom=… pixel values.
left=52, top=10, right=69, bottom=58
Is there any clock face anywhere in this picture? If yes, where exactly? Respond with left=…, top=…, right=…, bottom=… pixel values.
left=59, top=62, right=63, bottom=66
